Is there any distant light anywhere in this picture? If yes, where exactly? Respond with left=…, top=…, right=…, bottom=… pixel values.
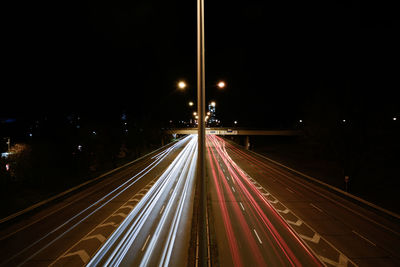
left=29, top=133, right=33, bottom=137
left=393, top=117, right=397, bottom=121
left=188, top=101, right=194, bottom=106
left=217, top=81, right=226, bottom=89
left=1, top=152, right=10, bottom=158
left=210, top=101, right=216, bottom=107
left=5, top=163, right=10, bottom=171
left=207, top=112, right=211, bottom=116
left=193, top=112, right=197, bottom=116
left=92, top=131, right=97, bottom=135
left=299, top=120, right=303, bottom=123
left=342, top=119, right=346, bottom=123
left=234, top=121, right=237, bottom=124
left=178, top=81, right=187, bottom=89
left=78, top=145, right=82, bottom=151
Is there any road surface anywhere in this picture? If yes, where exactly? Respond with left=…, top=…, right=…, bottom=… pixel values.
left=206, top=135, right=400, bottom=267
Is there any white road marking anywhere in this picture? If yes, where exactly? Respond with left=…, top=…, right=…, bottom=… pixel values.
left=253, top=229, right=262, bottom=244
left=287, top=219, right=303, bottom=227
left=268, top=199, right=278, bottom=204
left=286, top=188, right=294, bottom=193
left=99, top=222, right=118, bottom=228
left=239, top=202, right=245, bottom=211
left=160, top=205, right=165, bottom=215
left=231, top=186, right=236, bottom=193
left=82, top=234, right=106, bottom=243
left=352, top=230, right=376, bottom=246
left=111, top=212, right=127, bottom=218
left=310, top=203, right=323, bottom=212
left=62, top=250, right=90, bottom=263
left=276, top=208, right=290, bottom=214
left=299, top=233, right=320, bottom=244
left=141, top=234, right=151, bottom=251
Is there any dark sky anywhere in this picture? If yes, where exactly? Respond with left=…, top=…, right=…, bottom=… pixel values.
left=2, top=0, right=399, bottom=127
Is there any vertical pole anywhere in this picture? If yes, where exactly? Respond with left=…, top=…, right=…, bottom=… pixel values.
left=197, top=0, right=207, bottom=266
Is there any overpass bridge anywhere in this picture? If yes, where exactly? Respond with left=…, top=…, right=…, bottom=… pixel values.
left=164, top=128, right=302, bottom=136
left=163, top=128, right=302, bottom=149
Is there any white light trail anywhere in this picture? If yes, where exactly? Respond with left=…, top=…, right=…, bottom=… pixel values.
left=88, top=135, right=198, bottom=266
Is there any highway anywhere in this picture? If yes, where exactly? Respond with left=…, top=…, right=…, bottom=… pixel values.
left=207, top=135, right=323, bottom=266
left=1, top=133, right=399, bottom=266
left=0, top=135, right=195, bottom=266
left=207, top=135, right=400, bottom=266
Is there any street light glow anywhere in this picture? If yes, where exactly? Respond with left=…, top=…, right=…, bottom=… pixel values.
left=178, top=81, right=187, bottom=89
left=210, top=101, right=216, bottom=107
left=217, top=81, right=226, bottom=89
left=188, top=101, right=194, bottom=106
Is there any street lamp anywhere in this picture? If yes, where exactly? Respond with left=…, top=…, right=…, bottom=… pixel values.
left=217, top=81, right=226, bottom=89
left=178, top=81, right=187, bottom=90
left=188, top=101, right=194, bottom=106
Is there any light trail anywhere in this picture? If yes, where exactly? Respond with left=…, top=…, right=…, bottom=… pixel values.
left=2, top=136, right=190, bottom=267
left=207, top=135, right=323, bottom=266
left=87, top=135, right=198, bottom=266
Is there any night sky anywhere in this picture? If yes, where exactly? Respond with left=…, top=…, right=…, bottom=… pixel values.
left=2, top=0, right=399, bottom=127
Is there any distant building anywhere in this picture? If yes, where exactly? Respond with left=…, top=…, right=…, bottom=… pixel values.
left=208, top=102, right=218, bottom=126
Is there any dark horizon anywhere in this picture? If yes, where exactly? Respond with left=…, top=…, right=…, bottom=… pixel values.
left=2, top=1, right=399, bottom=125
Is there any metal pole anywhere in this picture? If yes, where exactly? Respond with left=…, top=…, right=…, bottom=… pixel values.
left=197, top=0, right=207, bottom=265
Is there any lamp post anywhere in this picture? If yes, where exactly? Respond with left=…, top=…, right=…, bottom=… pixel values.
left=197, top=0, right=207, bottom=265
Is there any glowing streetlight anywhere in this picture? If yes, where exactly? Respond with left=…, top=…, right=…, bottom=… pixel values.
left=217, top=81, right=226, bottom=89
left=210, top=101, right=216, bottom=107
left=193, top=112, right=198, bottom=116
left=188, top=101, right=194, bottom=106
left=178, top=81, right=187, bottom=90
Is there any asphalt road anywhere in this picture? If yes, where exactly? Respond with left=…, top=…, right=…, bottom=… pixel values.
left=1, top=133, right=399, bottom=266
left=0, top=136, right=192, bottom=267
left=207, top=135, right=400, bottom=267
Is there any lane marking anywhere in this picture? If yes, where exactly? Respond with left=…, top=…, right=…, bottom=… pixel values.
left=299, top=233, right=320, bottom=244
left=231, top=186, right=236, bottom=193
left=239, top=202, right=245, bottom=211
left=352, top=230, right=376, bottom=246
left=98, top=222, right=118, bottom=228
left=111, top=212, right=127, bottom=218
left=287, top=219, right=303, bottom=227
left=310, top=203, right=323, bottom=212
left=253, top=229, right=262, bottom=244
left=276, top=208, right=290, bottom=214
left=268, top=199, right=278, bottom=204
left=141, top=234, right=151, bottom=251
left=82, top=234, right=106, bottom=243
left=62, top=250, right=90, bottom=263
left=160, top=205, right=165, bottom=215
left=286, top=187, right=294, bottom=193
left=319, top=254, right=349, bottom=267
